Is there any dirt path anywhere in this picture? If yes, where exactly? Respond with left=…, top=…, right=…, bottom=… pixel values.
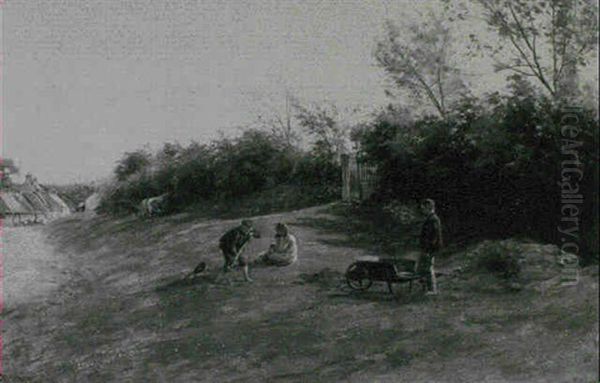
left=3, top=226, right=68, bottom=308
left=1, top=208, right=598, bottom=382
left=2, top=225, right=67, bottom=378
left=2, top=224, right=90, bottom=381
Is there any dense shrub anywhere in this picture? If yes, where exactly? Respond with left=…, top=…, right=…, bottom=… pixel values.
left=98, top=130, right=340, bottom=216
left=114, top=150, right=152, bottom=181
left=360, top=83, right=599, bottom=263
left=476, top=242, right=522, bottom=280
left=211, top=130, right=299, bottom=199
left=291, top=153, right=341, bottom=196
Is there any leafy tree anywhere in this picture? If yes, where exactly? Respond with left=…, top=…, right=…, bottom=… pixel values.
left=156, top=142, right=183, bottom=163
left=374, top=11, right=469, bottom=119
left=211, top=129, right=296, bottom=199
left=474, top=0, right=599, bottom=100
left=114, top=149, right=152, bottom=181
left=294, top=102, right=349, bottom=163
left=358, top=85, right=599, bottom=262
left=255, top=92, right=302, bottom=149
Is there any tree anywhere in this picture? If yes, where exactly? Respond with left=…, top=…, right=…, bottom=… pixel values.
left=294, top=102, right=349, bottom=163
left=255, top=92, right=301, bottom=149
left=350, top=104, right=414, bottom=159
left=475, top=0, right=598, bottom=100
left=0, top=158, right=20, bottom=188
left=114, top=149, right=152, bottom=181
left=374, top=11, right=469, bottom=119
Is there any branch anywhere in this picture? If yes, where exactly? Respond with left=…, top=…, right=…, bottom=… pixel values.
left=555, top=33, right=570, bottom=83
left=437, top=34, right=450, bottom=117
left=508, top=3, right=555, bottom=95
left=556, top=38, right=587, bottom=85
left=482, top=4, right=540, bottom=74
left=413, top=72, right=446, bottom=119
left=551, top=3, right=557, bottom=90
left=494, top=61, right=537, bottom=77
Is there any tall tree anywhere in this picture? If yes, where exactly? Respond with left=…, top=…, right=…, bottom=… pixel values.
left=294, top=102, right=349, bottom=162
left=253, top=91, right=301, bottom=149
left=114, top=149, right=152, bottom=181
left=475, top=0, right=598, bottom=100
left=374, top=11, right=469, bottom=119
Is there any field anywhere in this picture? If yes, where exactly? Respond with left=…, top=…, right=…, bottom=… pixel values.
left=3, top=204, right=598, bottom=382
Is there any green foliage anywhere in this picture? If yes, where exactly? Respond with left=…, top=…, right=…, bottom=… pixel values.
left=99, top=130, right=340, bottom=216
left=294, top=102, right=349, bottom=162
left=211, top=130, right=298, bottom=199
left=359, top=85, right=599, bottom=263
left=474, top=0, right=599, bottom=99
left=114, top=149, right=152, bottom=182
left=382, top=200, right=419, bottom=225
left=374, top=11, right=468, bottom=118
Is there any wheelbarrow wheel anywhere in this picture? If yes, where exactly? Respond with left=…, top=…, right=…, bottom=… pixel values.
left=346, top=262, right=373, bottom=291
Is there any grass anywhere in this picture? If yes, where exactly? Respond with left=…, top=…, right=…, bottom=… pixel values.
left=110, top=184, right=341, bottom=226
left=541, top=297, right=599, bottom=334
left=293, top=202, right=421, bottom=257
left=7, top=203, right=598, bottom=382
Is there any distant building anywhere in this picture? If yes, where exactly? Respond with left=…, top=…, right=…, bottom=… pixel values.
left=0, top=173, right=71, bottom=225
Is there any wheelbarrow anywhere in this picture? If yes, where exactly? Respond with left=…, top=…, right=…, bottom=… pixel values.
left=345, top=255, right=426, bottom=295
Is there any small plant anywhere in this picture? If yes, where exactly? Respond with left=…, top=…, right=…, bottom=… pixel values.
left=382, top=201, right=418, bottom=225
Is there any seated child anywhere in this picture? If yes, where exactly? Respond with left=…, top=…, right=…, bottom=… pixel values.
left=254, top=223, right=298, bottom=266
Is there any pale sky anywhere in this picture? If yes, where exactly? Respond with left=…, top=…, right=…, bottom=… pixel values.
left=1, top=0, right=597, bottom=184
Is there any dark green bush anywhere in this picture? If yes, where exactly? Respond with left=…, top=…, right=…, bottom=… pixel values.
left=98, top=130, right=341, bottom=217
left=114, top=150, right=152, bottom=182
left=477, top=244, right=521, bottom=280
left=359, top=83, right=599, bottom=263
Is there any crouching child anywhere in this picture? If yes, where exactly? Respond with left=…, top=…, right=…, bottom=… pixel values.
left=219, top=219, right=260, bottom=282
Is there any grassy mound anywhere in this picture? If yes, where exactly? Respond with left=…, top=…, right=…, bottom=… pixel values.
left=443, top=239, right=581, bottom=293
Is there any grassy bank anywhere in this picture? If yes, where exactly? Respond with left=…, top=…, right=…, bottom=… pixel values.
left=4, top=204, right=598, bottom=382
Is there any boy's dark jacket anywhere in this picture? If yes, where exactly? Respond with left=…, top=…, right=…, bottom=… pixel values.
left=219, top=225, right=254, bottom=252
left=420, top=212, right=443, bottom=253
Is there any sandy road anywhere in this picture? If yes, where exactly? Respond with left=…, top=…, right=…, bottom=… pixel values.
left=2, top=224, right=76, bottom=380
left=0, top=211, right=597, bottom=382
left=3, top=225, right=67, bottom=309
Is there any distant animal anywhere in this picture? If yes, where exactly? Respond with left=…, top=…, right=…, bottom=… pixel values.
left=76, top=202, right=86, bottom=212
left=138, top=193, right=169, bottom=217
left=184, top=262, right=207, bottom=280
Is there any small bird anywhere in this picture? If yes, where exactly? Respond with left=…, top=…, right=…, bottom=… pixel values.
left=184, top=261, right=207, bottom=280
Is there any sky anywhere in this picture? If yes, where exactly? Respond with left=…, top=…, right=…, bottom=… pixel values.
left=1, top=0, right=598, bottom=184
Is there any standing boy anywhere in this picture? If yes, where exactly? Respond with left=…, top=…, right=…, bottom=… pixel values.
left=418, top=199, right=443, bottom=295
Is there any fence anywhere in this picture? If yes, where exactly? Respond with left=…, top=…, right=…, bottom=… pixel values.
left=341, top=154, right=378, bottom=202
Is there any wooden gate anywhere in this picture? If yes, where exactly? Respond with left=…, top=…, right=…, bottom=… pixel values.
left=341, top=154, right=378, bottom=202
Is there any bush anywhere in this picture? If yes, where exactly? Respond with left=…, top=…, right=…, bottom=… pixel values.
left=476, top=242, right=522, bottom=280
left=114, top=150, right=152, bottom=181
left=359, top=86, right=599, bottom=263
left=382, top=200, right=419, bottom=225
left=99, top=130, right=341, bottom=217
